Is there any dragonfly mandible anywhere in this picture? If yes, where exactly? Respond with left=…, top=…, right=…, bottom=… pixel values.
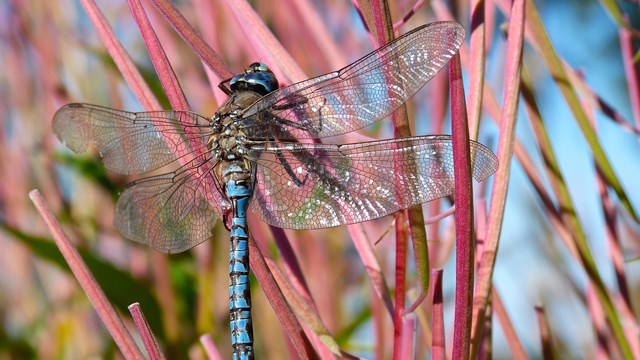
left=53, top=21, right=498, bottom=360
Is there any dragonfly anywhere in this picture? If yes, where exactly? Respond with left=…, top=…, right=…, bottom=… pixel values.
left=53, top=21, right=497, bottom=360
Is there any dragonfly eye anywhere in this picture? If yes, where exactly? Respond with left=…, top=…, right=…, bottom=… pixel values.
left=246, top=62, right=269, bottom=73
left=229, top=63, right=279, bottom=96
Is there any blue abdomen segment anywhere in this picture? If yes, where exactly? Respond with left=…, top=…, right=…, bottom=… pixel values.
left=225, top=178, right=254, bottom=360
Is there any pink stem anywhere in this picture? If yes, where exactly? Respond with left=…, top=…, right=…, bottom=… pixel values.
left=431, top=269, right=445, bottom=360
left=129, top=303, right=166, bottom=360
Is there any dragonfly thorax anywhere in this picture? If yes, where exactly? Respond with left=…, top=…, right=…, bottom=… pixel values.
left=210, top=90, right=263, bottom=161
left=209, top=63, right=280, bottom=162
left=209, top=121, right=248, bottom=161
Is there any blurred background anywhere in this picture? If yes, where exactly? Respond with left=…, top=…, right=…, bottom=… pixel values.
left=1, top=0, right=639, bottom=359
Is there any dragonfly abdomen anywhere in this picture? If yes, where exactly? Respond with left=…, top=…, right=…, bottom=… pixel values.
left=224, top=161, right=255, bottom=360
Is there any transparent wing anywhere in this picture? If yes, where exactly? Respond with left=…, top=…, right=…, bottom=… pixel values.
left=247, top=136, right=497, bottom=229
left=238, top=22, right=465, bottom=139
left=52, top=103, right=214, bottom=175
left=115, top=156, right=224, bottom=254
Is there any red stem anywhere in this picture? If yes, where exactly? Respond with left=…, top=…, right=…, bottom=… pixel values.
left=127, top=0, right=190, bottom=112
left=619, top=17, right=640, bottom=130
left=431, top=269, right=445, bottom=360
left=449, top=52, right=475, bottom=360
left=493, top=289, right=527, bottom=359
left=79, top=0, right=160, bottom=110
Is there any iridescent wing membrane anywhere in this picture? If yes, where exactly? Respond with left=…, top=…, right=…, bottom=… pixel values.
left=247, top=136, right=497, bottom=229
left=53, top=103, right=224, bottom=253
left=238, top=22, right=465, bottom=139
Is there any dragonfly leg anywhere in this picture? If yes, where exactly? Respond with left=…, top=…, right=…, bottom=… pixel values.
left=275, top=148, right=309, bottom=187
left=218, top=77, right=234, bottom=95
left=270, top=95, right=325, bottom=135
left=271, top=93, right=308, bottom=111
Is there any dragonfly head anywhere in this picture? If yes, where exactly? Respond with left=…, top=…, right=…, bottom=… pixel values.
left=229, top=62, right=279, bottom=96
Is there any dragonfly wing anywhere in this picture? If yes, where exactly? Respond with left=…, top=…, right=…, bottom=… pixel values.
left=52, top=103, right=213, bottom=175
left=239, top=22, right=465, bottom=139
left=247, top=136, right=497, bottom=229
left=114, top=157, right=224, bottom=253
